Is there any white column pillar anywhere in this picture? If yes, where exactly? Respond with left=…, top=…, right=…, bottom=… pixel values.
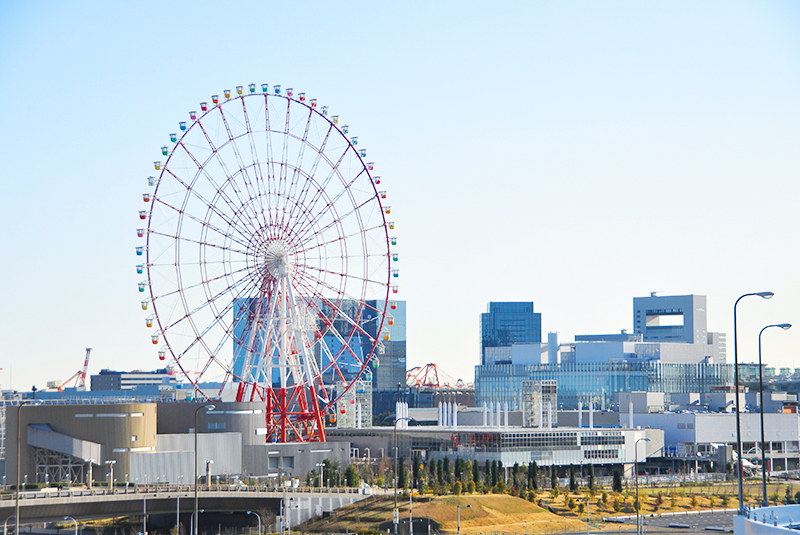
left=589, top=401, right=594, bottom=430
left=547, top=402, right=552, bottom=430
left=539, top=401, right=543, bottom=428
left=504, top=402, right=509, bottom=430
left=483, top=402, right=487, bottom=427
left=578, top=401, right=583, bottom=428
left=629, top=400, right=634, bottom=429
left=453, top=403, right=458, bottom=428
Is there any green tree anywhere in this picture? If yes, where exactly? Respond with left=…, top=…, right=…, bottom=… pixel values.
left=344, top=465, right=361, bottom=487
left=569, top=464, right=577, bottom=492
left=444, top=457, right=451, bottom=484
left=437, top=459, right=444, bottom=485
left=512, top=462, right=520, bottom=486
left=587, top=464, right=595, bottom=492
left=530, top=462, right=539, bottom=490
left=453, top=481, right=463, bottom=495
left=690, top=494, right=698, bottom=508
left=577, top=501, right=585, bottom=515
left=473, top=459, right=480, bottom=484
left=398, top=455, right=408, bottom=489
left=491, top=460, right=498, bottom=487
left=412, top=454, right=422, bottom=489
left=568, top=497, right=576, bottom=510
left=551, top=465, right=559, bottom=489
left=613, top=498, right=622, bottom=513
left=612, top=469, right=622, bottom=493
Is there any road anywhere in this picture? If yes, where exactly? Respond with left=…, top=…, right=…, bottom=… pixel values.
left=601, top=511, right=735, bottom=534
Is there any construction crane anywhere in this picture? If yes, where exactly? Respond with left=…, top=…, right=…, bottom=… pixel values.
left=58, top=348, right=92, bottom=390
left=406, top=363, right=472, bottom=389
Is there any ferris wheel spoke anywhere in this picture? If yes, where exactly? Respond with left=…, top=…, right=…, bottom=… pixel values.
left=174, top=143, right=260, bottom=231
left=295, top=197, right=382, bottom=248
left=161, top=165, right=259, bottom=247
left=284, top=107, right=314, bottom=217
left=193, top=120, right=265, bottom=228
left=216, top=106, right=267, bottom=223
left=240, top=96, right=270, bottom=204
left=297, top=261, right=388, bottom=289
left=149, top=227, right=251, bottom=257
left=282, top=128, right=336, bottom=239
left=292, top=169, right=371, bottom=242
left=155, top=262, right=254, bottom=308
left=169, top=274, right=262, bottom=361
left=293, top=276, right=375, bottom=343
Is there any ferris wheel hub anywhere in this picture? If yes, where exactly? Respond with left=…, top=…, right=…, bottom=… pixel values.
left=263, top=240, right=293, bottom=278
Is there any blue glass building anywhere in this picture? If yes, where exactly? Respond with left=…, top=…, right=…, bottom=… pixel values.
left=480, top=302, right=542, bottom=365
left=475, top=361, right=735, bottom=410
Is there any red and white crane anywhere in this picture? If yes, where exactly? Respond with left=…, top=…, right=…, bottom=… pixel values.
left=59, top=348, right=92, bottom=390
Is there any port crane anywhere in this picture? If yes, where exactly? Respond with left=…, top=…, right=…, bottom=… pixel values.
left=58, top=348, right=92, bottom=390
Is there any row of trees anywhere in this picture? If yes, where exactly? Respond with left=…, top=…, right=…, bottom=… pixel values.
left=307, top=454, right=627, bottom=495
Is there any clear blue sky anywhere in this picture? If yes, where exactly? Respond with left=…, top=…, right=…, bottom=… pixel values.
left=1, top=1, right=799, bottom=391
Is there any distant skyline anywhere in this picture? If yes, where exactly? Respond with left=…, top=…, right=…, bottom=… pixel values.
left=1, top=1, right=798, bottom=392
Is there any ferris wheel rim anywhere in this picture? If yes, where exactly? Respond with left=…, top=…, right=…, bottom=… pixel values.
left=142, top=88, right=393, bottom=409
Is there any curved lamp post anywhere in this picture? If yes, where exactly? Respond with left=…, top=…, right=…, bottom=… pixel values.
left=457, top=504, right=471, bottom=535
left=193, top=404, right=215, bottom=535
left=247, top=511, right=262, bottom=535
left=635, top=437, right=650, bottom=535
left=64, top=516, right=78, bottom=535
left=15, top=400, right=41, bottom=535
left=734, top=291, right=773, bottom=514
left=757, top=322, right=791, bottom=506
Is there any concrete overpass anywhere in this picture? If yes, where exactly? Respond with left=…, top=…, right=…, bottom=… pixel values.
left=0, top=485, right=375, bottom=528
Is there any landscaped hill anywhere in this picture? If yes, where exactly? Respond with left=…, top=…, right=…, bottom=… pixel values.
left=298, top=494, right=590, bottom=534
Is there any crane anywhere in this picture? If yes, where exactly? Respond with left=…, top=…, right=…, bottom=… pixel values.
left=59, top=348, right=92, bottom=390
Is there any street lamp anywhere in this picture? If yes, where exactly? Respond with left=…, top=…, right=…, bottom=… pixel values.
left=247, top=511, right=262, bottom=535
left=634, top=437, right=651, bottom=535
left=194, top=404, right=215, bottom=535
left=757, top=322, right=791, bottom=506
left=105, top=460, right=116, bottom=491
left=64, top=516, right=78, bottom=535
left=392, top=415, right=414, bottom=535
left=315, top=463, right=324, bottom=490
left=15, top=400, right=41, bottom=535
left=457, top=504, right=471, bottom=535
left=734, top=291, right=773, bottom=515
left=191, top=509, right=204, bottom=535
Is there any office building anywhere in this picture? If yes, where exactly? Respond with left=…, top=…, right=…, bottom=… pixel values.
left=480, top=302, right=541, bottom=365
left=475, top=294, right=732, bottom=410
left=90, top=368, right=178, bottom=391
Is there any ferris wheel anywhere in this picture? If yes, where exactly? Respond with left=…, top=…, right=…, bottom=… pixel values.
left=135, top=83, right=398, bottom=442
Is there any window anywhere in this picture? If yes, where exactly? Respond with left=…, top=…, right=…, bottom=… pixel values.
left=209, top=422, right=225, bottom=430
left=132, top=435, right=138, bottom=442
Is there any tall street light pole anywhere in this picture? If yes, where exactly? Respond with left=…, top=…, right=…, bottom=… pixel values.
left=247, top=511, right=262, bottom=535
left=194, top=404, right=215, bottom=535
left=16, top=400, right=40, bottom=535
left=393, top=416, right=413, bottom=535
left=457, top=504, right=471, bottom=535
left=734, top=292, right=773, bottom=514
left=757, top=322, right=791, bottom=506
left=64, top=516, right=78, bottom=535
left=635, top=437, right=650, bottom=535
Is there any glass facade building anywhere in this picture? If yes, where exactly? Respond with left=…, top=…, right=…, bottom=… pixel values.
left=475, top=361, right=735, bottom=410
left=480, top=302, right=542, bottom=364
